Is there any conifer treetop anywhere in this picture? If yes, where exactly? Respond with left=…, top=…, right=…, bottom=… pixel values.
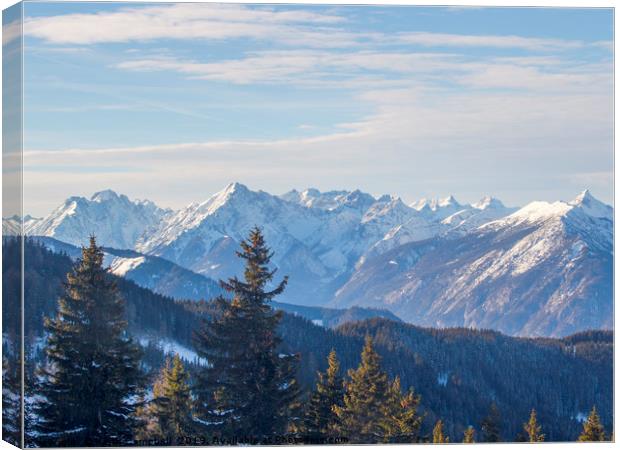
left=578, top=406, right=606, bottom=442
left=524, top=408, right=544, bottom=442
left=220, top=226, right=288, bottom=303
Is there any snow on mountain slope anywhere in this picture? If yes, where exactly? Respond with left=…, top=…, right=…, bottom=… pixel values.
left=34, top=236, right=222, bottom=302
left=442, top=197, right=517, bottom=235
left=358, top=196, right=516, bottom=265
left=333, top=191, right=612, bottom=337
left=280, top=188, right=375, bottom=212
left=135, top=182, right=334, bottom=305
left=2, top=215, right=42, bottom=236
left=25, top=185, right=611, bottom=337
left=411, top=195, right=466, bottom=221
left=28, top=190, right=171, bottom=249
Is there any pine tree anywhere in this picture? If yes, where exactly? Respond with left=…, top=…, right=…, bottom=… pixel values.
left=138, top=354, right=194, bottom=441
left=2, top=354, right=21, bottom=447
left=334, top=336, right=390, bottom=443
left=480, top=403, right=501, bottom=442
left=524, top=409, right=544, bottom=442
left=193, top=227, right=299, bottom=440
left=433, top=419, right=449, bottom=443
left=35, top=236, right=143, bottom=446
left=381, top=377, right=423, bottom=443
left=577, top=406, right=606, bottom=442
left=463, top=426, right=475, bottom=443
left=303, top=349, right=344, bottom=439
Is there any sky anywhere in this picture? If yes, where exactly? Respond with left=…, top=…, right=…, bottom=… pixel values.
left=10, top=2, right=615, bottom=215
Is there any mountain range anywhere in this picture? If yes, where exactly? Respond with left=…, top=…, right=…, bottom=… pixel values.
left=6, top=183, right=613, bottom=337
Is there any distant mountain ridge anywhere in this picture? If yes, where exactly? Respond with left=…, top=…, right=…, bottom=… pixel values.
left=33, top=236, right=398, bottom=329
left=6, top=184, right=613, bottom=337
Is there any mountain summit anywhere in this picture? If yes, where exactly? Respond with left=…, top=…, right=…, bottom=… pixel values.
left=9, top=185, right=612, bottom=337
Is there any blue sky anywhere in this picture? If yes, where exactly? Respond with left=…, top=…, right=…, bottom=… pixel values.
left=13, top=3, right=614, bottom=215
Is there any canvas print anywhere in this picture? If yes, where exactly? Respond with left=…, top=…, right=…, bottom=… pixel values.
left=1, top=2, right=614, bottom=447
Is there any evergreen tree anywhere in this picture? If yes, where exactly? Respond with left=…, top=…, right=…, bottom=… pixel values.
left=138, top=354, right=194, bottom=440
left=432, top=419, right=449, bottom=443
left=463, top=426, right=475, bottom=443
left=381, top=377, right=422, bottom=443
left=524, top=409, right=544, bottom=442
left=303, top=349, right=344, bottom=439
left=2, top=354, right=21, bottom=447
left=480, top=403, right=501, bottom=442
left=333, top=336, right=390, bottom=443
left=35, top=236, right=143, bottom=446
left=193, top=227, right=299, bottom=439
left=577, top=406, right=606, bottom=442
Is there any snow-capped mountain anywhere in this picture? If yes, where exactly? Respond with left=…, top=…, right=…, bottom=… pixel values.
left=2, top=214, right=42, bottom=236
left=332, top=190, right=612, bottom=337
left=34, top=236, right=222, bottom=301
left=135, top=182, right=334, bottom=305
left=19, top=184, right=612, bottom=336
left=411, top=195, right=465, bottom=221
left=27, top=190, right=171, bottom=249
left=280, top=188, right=375, bottom=212
left=135, top=183, right=455, bottom=305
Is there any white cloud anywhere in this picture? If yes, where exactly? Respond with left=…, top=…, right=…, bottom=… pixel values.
left=115, top=50, right=467, bottom=85
left=2, top=19, right=21, bottom=47
left=23, top=80, right=612, bottom=213
left=23, top=3, right=360, bottom=48
left=395, top=32, right=591, bottom=52
left=114, top=49, right=611, bottom=97
left=19, top=4, right=613, bottom=212
left=22, top=3, right=611, bottom=54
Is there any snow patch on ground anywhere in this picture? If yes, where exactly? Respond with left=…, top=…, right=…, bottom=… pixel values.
left=138, top=336, right=206, bottom=365
left=437, top=372, right=449, bottom=387
left=109, top=256, right=146, bottom=276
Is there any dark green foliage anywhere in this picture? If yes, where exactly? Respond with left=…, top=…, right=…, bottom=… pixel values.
left=333, top=336, right=390, bottom=443
left=334, top=318, right=612, bottom=442
left=2, top=353, right=21, bottom=447
left=302, top=349, right=344, bottom=439
left=578, top=406, right=606, bottom=441
left=193, top=227, right=300, bottom=439
left=35, top=237, right=144, bottom=447
left=333, top=336, right=422, bottom=444
left=137, top=354, right=194, bottom=440
left=480, top=403, right=502, bottom=442
left=380, top=377, right=423, bottom=443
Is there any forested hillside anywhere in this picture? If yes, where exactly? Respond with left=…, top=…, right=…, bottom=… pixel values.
left=3, top=237, right=613, bottom=444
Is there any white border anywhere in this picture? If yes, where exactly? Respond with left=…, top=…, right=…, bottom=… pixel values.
left=0, top=1, right=615, bottom=450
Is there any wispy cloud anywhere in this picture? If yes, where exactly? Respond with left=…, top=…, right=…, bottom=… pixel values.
left=23, top=3, right=359, bottom=48
left=22, top=3, right=610, bottom=54
left=115, top=51, right=466, bottom=85
left=19, top=4, right=614, bottom=212
left=114, top=49, right=611, bottom=96
left=395, top=32, right=593, bottom=52
left=2, top=19, right=21, bottom=47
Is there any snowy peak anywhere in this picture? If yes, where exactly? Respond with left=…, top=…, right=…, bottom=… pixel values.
left=411, top=195, right=460, bottom=211
left=569, top=189, right=612, bottom=220
left=91, top=189, right=123, bottom=203
left=490, top=190, right=612, bottom=228
left=28, top=191, right=169, bottom=249
left=472, top=196, right=505, bottom=210
left=438, top=195, right=460, bottom=208
left=210, top=181, right=251, bottom=204
left=280, top=187, right=375, bottom=212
